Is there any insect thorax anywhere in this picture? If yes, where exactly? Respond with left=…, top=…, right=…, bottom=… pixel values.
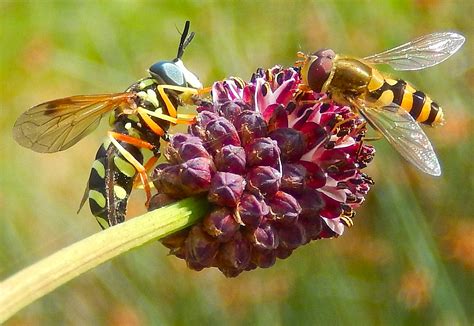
left=111, top=78, right=177, bottom=147
left=328, top=57, right=373, bottom=103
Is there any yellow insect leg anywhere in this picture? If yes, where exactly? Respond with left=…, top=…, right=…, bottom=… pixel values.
left=156, top=85, right=199, bottom=118
left=108, top=132, right=152, bottom=207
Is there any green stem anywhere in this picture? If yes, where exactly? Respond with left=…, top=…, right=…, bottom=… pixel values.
left=0, top=197, right=209, bottom=323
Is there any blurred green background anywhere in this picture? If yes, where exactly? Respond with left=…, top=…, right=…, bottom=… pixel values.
left=1, top=0, right=472, bottom=324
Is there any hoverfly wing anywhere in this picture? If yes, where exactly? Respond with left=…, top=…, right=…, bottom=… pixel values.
left=356, top=101, right=441, bottom=176
left=13, top=93, right=134, bottom=153
left=363, top=32, right=465, bottom=71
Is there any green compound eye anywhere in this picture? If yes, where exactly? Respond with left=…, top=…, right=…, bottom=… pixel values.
left=148, top=61, right=186, bottom=87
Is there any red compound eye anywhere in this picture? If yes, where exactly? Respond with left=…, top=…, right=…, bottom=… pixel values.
left=307, top=49, right=335, bottom=93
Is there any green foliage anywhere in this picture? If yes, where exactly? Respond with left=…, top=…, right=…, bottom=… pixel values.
left=1, top=0, right=472, bottom=324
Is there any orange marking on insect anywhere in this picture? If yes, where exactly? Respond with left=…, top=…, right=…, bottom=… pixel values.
left=108, top=131, right=155, bottom=150
left=137, top=110, right=166, bottom=136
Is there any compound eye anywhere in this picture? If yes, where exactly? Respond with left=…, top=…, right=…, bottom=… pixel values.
left=312, top=48, right=336, bottom=60
left=148, top=61, right=186, bottom=86
left=307, top=49, right=335, bottom=92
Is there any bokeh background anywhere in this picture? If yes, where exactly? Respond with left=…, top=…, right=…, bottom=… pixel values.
left=1, top=0, right=472, bottom=324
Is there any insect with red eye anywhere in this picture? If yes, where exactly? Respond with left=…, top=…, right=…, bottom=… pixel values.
left=297, top=32, right=465, bottom=176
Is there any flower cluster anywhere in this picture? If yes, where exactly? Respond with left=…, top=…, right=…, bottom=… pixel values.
left=149, top=66, right=375, bottom=277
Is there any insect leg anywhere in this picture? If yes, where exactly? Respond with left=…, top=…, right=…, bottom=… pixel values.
left=330, top=116, right=359, bottom=134
left=294, top=88, right=331, bottom=106
left=156, top=84, right=199, bottom=118
left=136, top=109, right=167, bottom=136
left=108, top=132, right=153, bottom=206
left=345, top=98, right=383, bottom=142
left=296, top=51, right=306, bottom=58
left=133, top=156, right=159, bottom=189
left=363, top=132, right=384, bottom=142
left=137, top=107, right=195, bottom=126
left=108, top=131, right=155, bottom=149
left=294, top=52, right=308, bottom=67
left=176, top=113, right=197, bottom=123
left=109, top=132, right=159, bottom=193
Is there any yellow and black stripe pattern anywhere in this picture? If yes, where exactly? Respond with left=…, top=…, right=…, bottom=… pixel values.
left=86, top=79, right=175, bottom=229
left=87, top=135, right=143, bottom=229
left=367, top=70, right=444, bottom=126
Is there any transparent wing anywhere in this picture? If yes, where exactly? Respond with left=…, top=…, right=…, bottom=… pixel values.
left=363, top=32, right=465, bottom=71
left=355, top=100, right=441, bottom=176
left=13, top=93, right=134, bottom=153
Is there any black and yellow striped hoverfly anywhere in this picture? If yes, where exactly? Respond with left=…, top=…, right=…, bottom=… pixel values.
left=13, top=21, right=204, bottom=229
left=297, top=32, right=465, bottom=176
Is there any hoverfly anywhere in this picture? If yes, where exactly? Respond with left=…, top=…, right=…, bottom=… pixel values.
left=297, top=32, right=465, bottom=176
left=13, top=21, right=203, bottom=229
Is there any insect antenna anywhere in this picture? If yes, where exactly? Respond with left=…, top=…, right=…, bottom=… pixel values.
left=176, top=21, right=195, bottom=59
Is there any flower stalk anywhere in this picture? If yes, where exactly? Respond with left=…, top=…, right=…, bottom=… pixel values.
left=0, top=197, right=210, bottom=323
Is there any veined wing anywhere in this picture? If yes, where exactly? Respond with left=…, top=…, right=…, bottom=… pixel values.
left=13, top=93, right=135, bottom=153
left=355, top=100, right=441, bottom=176
left=363, top=32, right=465, bottom=71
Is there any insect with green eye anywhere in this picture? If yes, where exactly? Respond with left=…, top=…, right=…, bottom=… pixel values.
left=13, top=21, right=205, bottom=229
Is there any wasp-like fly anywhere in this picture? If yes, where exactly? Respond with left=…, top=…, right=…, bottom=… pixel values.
left=297, top=32, right=465, bottom=176
left=13, top=21, right=203, bottom=228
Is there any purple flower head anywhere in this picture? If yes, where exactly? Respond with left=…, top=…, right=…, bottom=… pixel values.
left=150, top=66, right=375, bottom=276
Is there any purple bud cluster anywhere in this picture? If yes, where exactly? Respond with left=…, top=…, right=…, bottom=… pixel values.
left=150, top=66, right=375, bottom=277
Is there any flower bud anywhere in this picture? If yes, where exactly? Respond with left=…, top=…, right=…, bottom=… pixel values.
left=152, top=164, right=183, bottom=198
left=267, top=191, right=301, bottom=224
left=214, top=145, right=246, bottom=175
left=275, top=247, right=293, bottom=259
left=298, top=216, right=323, bottom=242
left=246, top=166, right=281, bottom=197
left=233, top=111, right=268, bottom=145
left=161, top=230, right=187, bottom=259
left=185, top=226, right=220, bottom=267
left=247, top=222, right=279, bottom=250
left=296, top=188, right=325, bottom=218
left=278, top=222, right=306, bottom=250
left=189, top=111, right=220, bottom=139
left=148, top=193, right=175, bottom=210
left=245, top=137, right=280, bottom=167
left=269, top=128, right=305, bottom=162
left=166, top=135, right=210, bottom=164
left=178, top=141, right=210, bottom=162
left=218, top=100, right=250, bottom=123
left=251, top=249, right=276, bottom=268
left=180, top=158, right=214, bottom=195
left=205, top=117, right=241, bottom=151
left=217, top=232, right=252, bottom=277
left=236, top=192, right=269, bottom=228
left=264, top=104, right=288, bottom=130
left=169, top=133, right=199, bottom=151
left=203, top=208, right=240, bottom=242
left=281, top=163, right=306, bottom=194
left=208, top=172, right=245, bottom=207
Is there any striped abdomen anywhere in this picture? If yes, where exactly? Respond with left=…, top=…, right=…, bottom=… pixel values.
left=87, top=139, right=142, bottom=229
left=367, top=70, right=444, bottom=126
